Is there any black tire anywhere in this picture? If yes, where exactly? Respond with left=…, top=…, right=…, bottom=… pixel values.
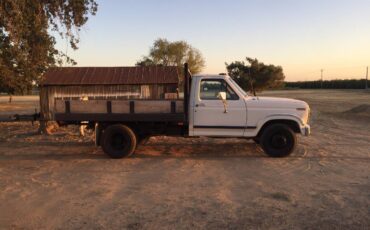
left=101, top=124, right=137, bottom=158
left=260, top=124, right=297, bottom=157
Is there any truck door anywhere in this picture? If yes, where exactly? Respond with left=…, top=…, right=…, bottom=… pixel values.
left=193, top=78, right=247, bottom=136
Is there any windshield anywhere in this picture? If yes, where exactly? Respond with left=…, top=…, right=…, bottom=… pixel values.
left=229, top=77, right=248, bottom=97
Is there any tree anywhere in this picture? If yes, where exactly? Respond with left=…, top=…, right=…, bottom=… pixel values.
left=135, top=56, right=155, bottom=67
left=1, top=0, right=97, bottom=134
left=226, top=57, right=285, bottom=95
left=136, top=38, right=205, bottom=74
left=0, top=0, right=98, bottom=96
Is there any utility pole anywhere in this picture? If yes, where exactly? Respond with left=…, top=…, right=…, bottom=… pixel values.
left=366, top=66, right=368, bottom=90
left=320, top=69, right=323, bottom=89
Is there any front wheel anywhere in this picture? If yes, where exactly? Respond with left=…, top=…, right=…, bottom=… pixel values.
left=101, top=124, right=137, bottom=158
left=260, top=124, right=297, bottom=157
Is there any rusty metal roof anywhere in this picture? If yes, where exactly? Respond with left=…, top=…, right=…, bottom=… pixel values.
left=41, top=66, right=179, bottom=86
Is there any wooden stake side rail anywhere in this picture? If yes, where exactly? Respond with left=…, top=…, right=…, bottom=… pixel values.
left=54, top=99, right=185, bottom=123
left=54, top=113, right=185, bottom=122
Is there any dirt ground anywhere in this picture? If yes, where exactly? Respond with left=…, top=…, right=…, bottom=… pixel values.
left=0, top=90, right=369, bottom=229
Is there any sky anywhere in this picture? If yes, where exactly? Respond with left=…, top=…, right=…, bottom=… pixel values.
left=55, top=0, right=370, bottom=81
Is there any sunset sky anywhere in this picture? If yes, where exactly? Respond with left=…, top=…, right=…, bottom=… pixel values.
left=56, top=0, right=370, bottom=81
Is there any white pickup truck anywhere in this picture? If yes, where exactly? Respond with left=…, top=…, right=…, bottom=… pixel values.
left=53, top=64, right=311, bottom=158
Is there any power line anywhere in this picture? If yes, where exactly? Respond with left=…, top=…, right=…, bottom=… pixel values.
left=366, top=66, right=368, bottom=89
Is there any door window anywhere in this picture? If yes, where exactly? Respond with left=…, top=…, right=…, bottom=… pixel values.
left=200, top=79, right=239, bottom=100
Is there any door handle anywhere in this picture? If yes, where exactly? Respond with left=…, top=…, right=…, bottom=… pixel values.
left=195, top=103, right=206, bottom=107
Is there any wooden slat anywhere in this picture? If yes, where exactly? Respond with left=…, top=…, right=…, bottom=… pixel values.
left=70, top=100, right=107, bottom=113
left=55, top=99, right=65, bottom=113
left=111, top=101, right=130, bottom=113
left=135, top=100, right=171, bottom=113
left=176, top=101, right=184, bottom=113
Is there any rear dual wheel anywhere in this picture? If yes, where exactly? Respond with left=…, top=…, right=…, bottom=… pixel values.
left=101, top=124, right=137, bottom=158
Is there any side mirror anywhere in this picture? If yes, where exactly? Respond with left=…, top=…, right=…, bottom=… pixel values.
left=218, top=92, right=228, bottom=113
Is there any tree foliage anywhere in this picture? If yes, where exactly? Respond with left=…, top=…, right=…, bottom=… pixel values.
left=0, top=0, right=98, bottom=95
left=226, top=57, right=285, bottom=95
left=136, top=38, right=205, bottom=74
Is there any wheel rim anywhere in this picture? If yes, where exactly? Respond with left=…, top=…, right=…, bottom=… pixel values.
left=271, top=133, right=288, bottom=149
left=111, top=133, right=127, bottom=151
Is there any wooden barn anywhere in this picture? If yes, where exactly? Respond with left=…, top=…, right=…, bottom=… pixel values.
left=40, top=66, right=180, bottom=120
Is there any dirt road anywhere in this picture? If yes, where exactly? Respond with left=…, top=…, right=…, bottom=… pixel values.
left=0, top=90, right=369, bottom=229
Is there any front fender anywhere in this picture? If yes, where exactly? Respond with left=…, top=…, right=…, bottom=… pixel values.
left=259, top=114, right=304, bottom=127
left=245, top=114, right=306, bottom=137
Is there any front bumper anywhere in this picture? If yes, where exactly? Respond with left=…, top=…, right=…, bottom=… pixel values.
left=300, top=124, right=311, bottom=136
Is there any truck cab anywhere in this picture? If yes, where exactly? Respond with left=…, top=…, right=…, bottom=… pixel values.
left=188, top=74, right=310, bottom=157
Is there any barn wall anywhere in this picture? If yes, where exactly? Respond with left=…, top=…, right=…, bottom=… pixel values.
left=40, top=84, right=178, bottom=120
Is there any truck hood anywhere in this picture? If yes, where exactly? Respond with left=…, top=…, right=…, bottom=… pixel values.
left=246, top=96, right=308, bottom=109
